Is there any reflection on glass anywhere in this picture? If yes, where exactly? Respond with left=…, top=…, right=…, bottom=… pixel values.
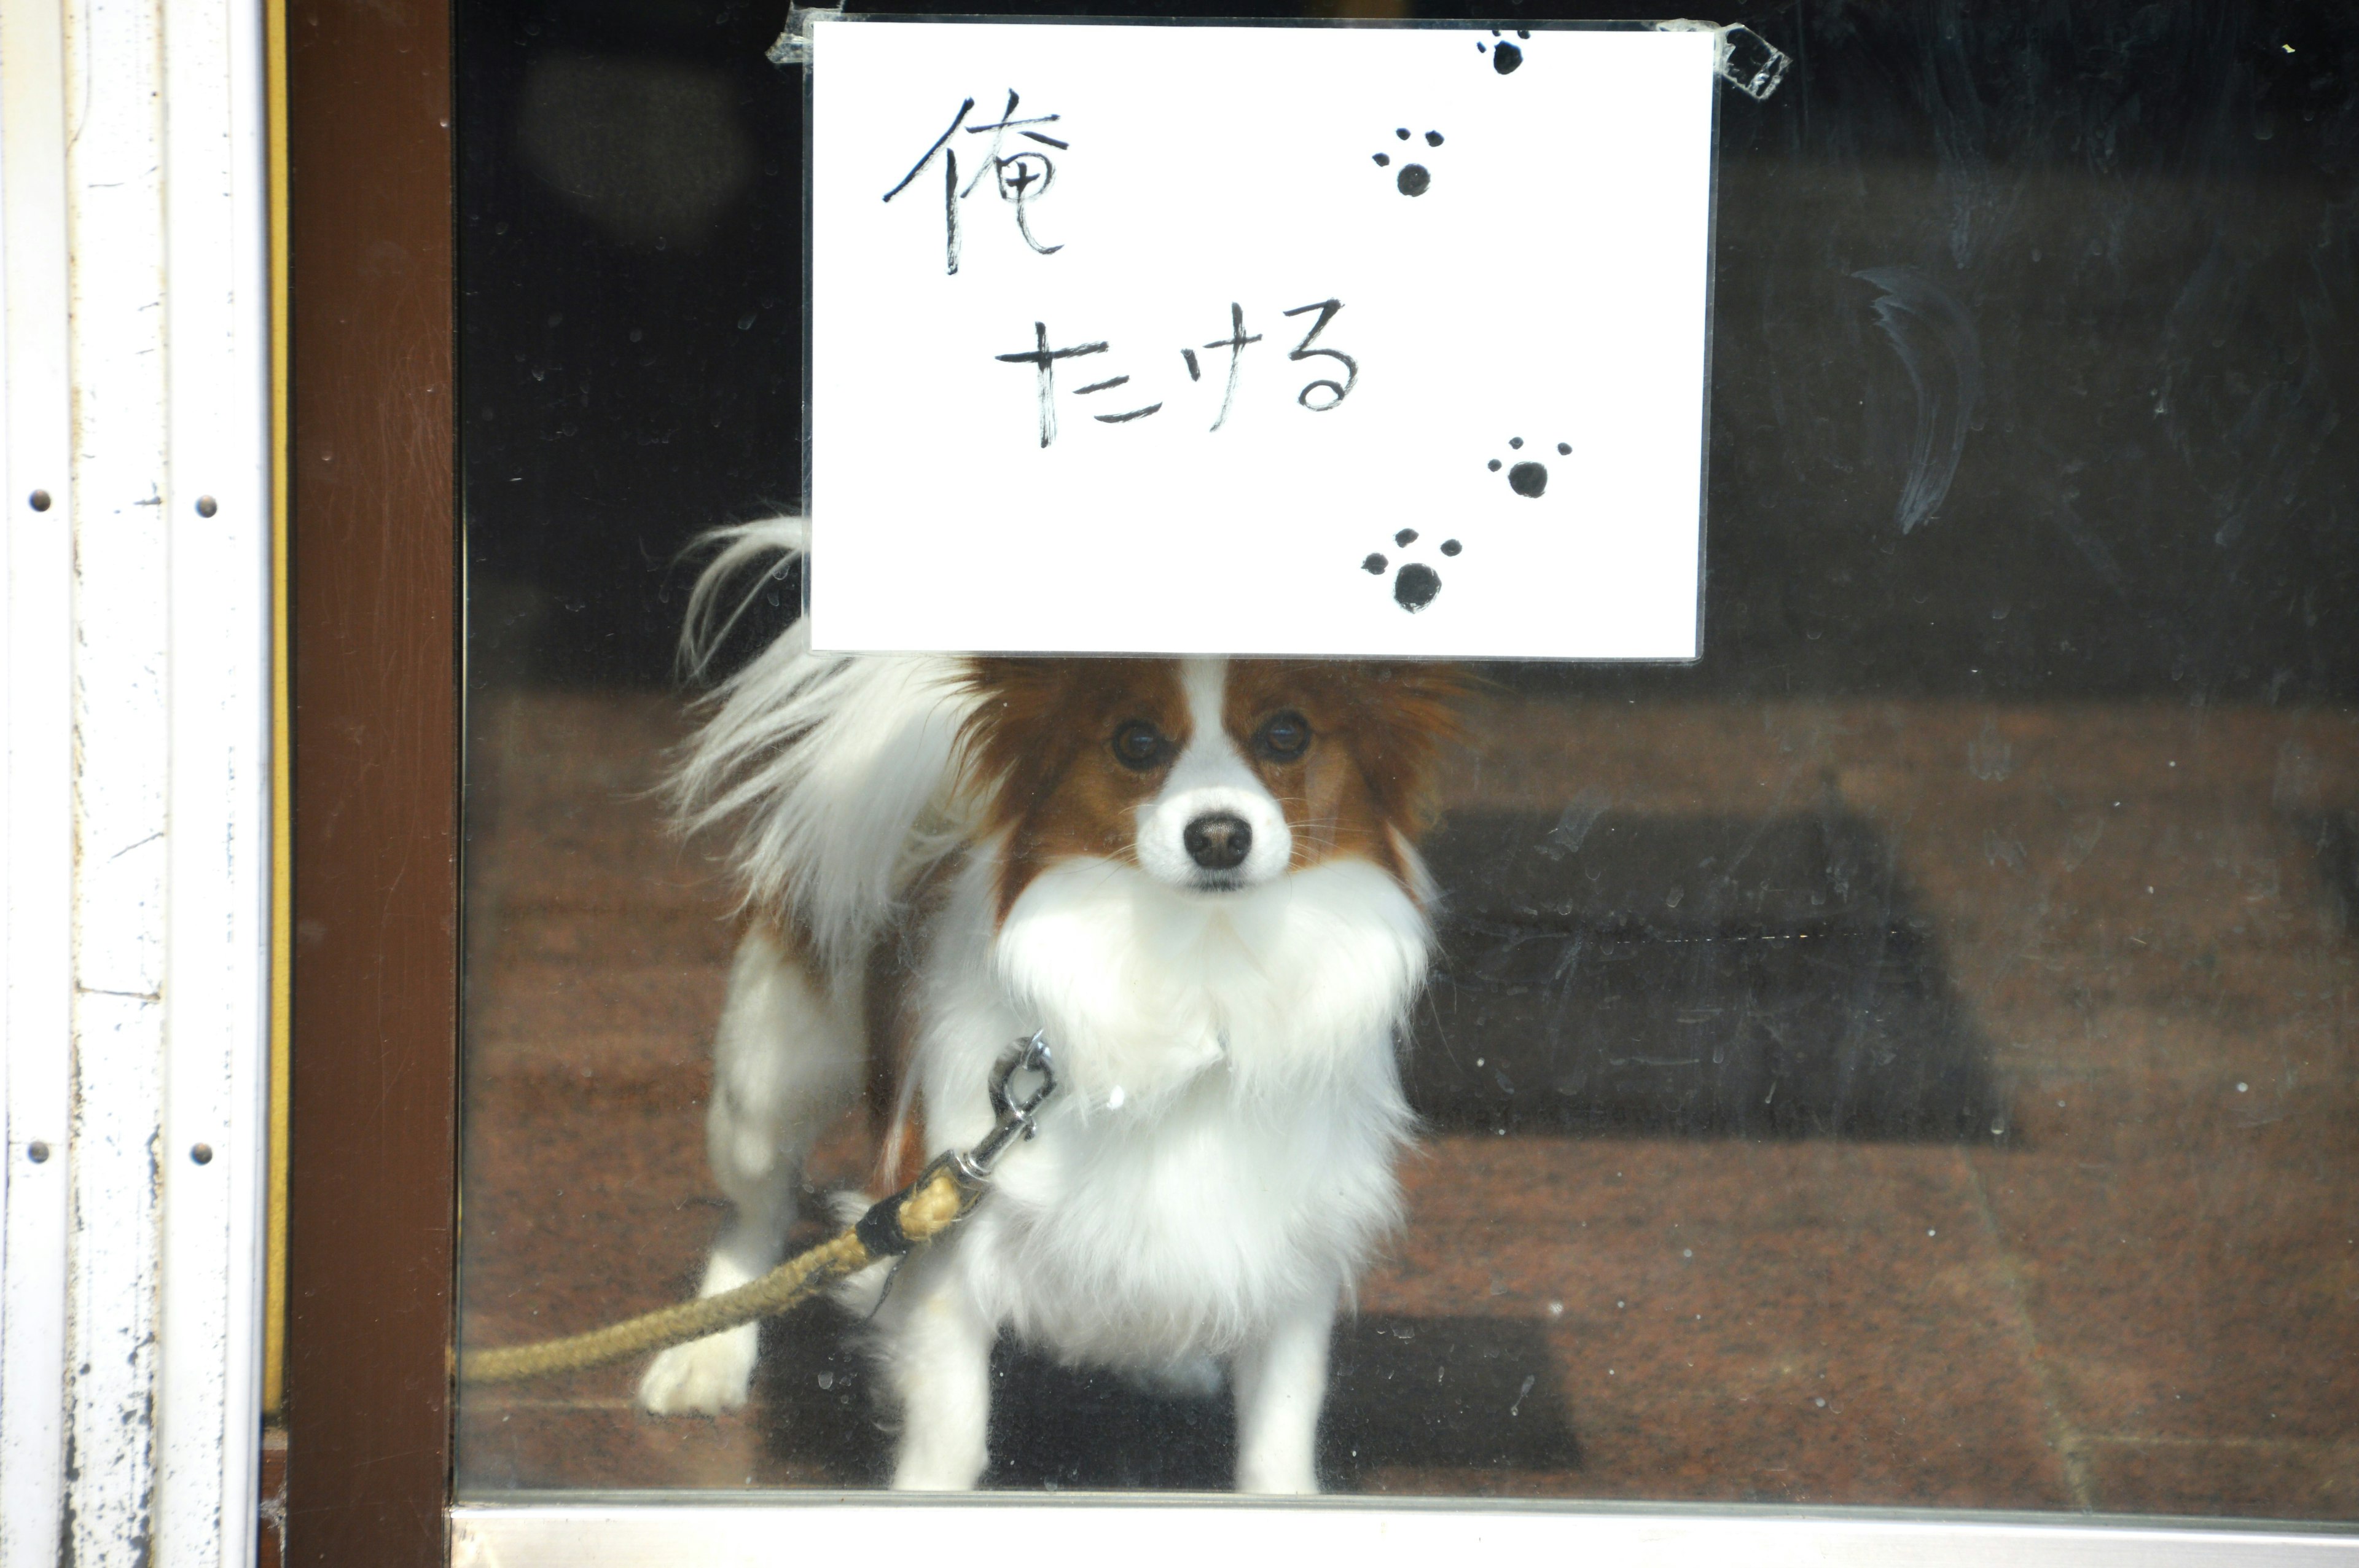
left=455, top=0, right=2359, bottom=1518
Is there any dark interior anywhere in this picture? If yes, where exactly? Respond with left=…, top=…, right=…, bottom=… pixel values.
left=461, top=0, right=2359, bottom=701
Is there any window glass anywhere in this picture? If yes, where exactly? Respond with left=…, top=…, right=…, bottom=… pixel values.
left=456, top=0, right=2359, bottom=1516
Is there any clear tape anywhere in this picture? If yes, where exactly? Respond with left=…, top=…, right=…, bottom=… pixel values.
left=769, top=6, right=838, bottom=68
left=1656, top=19, right=1793, bottom=101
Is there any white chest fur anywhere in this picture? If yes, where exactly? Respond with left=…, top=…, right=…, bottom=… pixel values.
left=915, top=851, right=1428, bottom=1364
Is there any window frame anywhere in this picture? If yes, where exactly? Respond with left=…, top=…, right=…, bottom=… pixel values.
left=278, top=4, right=2359, bottom=1563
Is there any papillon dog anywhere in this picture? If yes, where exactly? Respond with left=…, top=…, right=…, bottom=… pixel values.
left=635, top=517, right=1461, bottom=1492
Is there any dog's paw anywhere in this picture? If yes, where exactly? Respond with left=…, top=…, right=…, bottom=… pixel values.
left=891, top=1444, right=989, bottom=1492
left=636, top=1324, right=759, bottom=1415
left=1236, top=1459, right=1321, bottom=1496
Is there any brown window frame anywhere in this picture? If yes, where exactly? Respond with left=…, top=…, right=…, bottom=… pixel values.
left=282, top=0, right=460, bottom=1561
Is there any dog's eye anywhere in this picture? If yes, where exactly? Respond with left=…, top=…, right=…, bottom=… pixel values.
left=1254, top=711, right=1312, bottom=761
left=1112, top=720, right=1170, bottom=770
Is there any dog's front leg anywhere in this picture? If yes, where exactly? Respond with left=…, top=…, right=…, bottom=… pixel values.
left=880, top=1265, right=997, bottom=1491
left=1231, top=1289, right=1339, bottom=1494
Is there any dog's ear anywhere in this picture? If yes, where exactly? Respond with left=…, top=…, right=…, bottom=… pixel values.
left=953, top=658, right=1078, bottom=825
left=956, top=651, right=1060, bottom=727
left=1368, top=660, right=1472, bottom=830
left=1330, top=661, right=1473, bottom=833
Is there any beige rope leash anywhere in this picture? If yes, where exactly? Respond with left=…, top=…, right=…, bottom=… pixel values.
left=458, top=1032, right=1057, bottom=1387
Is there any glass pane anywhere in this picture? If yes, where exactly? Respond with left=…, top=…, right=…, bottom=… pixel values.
left=455, top=0, right=2359, bottom=1518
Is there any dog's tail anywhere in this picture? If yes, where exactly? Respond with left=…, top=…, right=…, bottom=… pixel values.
left=671, top=517, right=979, bottom=975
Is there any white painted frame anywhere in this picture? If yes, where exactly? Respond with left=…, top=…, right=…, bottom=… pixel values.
left=0, top=0, right=75, bottom=1550
left=0, top=0, right=272, bottom=1561
left=451, top=1499, right=2359, bottom=1567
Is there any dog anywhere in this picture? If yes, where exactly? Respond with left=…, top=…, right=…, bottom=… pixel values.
left=635, top=517, right=1461, bottom=1492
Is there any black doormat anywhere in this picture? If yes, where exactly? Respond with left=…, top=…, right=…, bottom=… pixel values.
left=2300, top=809, right=2359, bottom=934
left=754, top=1303, right=1577, bottom=1491
left=1407, top=807, right=2004, bottom=1142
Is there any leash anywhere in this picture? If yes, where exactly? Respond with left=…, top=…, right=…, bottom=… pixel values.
left=458, top=1031, right=1058, bottom=1387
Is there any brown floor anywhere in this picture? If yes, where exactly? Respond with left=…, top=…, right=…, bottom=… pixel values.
left=456, top=688, right=2359, bottom=1516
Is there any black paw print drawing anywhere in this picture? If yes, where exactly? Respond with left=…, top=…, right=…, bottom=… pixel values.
left=1476, top=29, right=1530, bottom=74
left=1488, top=437, right=1571, bottom=498
left=1371, top=128, right=1444, bottom=197
left=1361, top=526, right=1462, bottom=613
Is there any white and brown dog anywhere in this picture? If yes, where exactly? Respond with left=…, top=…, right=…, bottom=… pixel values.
left=636, top=517, right=1460, bottom=1492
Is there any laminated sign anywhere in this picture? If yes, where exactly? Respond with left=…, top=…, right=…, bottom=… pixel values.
left=805, top=18, right=1729, bottom=658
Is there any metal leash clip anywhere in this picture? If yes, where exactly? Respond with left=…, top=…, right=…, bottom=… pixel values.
left=956, top=1029, right=1058, bottom=1180
left=852, top=1030, right=1058, bottom=1270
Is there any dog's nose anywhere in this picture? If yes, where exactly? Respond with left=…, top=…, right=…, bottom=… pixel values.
left=1183, top=812, right=1253, bottom=872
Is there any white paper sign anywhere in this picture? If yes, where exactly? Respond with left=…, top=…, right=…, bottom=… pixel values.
left=808, top=20, right=1716, bottom=658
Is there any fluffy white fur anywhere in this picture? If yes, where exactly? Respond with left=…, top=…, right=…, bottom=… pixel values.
left=668, top=517, right=978, bottom=975
left=638, top=520, right=1433, bottom=1493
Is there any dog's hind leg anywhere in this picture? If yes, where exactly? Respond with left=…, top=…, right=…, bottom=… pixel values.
left=1232, top=1288, right=1340, bottom=1494
left=638, top=919, right=864, bottom=1415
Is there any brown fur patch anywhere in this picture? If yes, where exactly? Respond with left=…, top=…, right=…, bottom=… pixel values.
left=859, top=856, right=961, bottom=1193
left=1221, top=661, right=1466, bottom=881
left=869, top=1103, right=931, bottom=1195
left=738, top=907, right=921, bottom=1191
